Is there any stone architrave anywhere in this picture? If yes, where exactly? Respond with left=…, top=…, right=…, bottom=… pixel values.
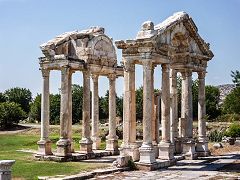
left=37, top=68, right=52, bottom=156
left=196, top=71, right=209, bottom=156
left=56, top=66, right=71, bottom=157
left=79, top=71, right=93, bottom=153
left=181, top=70, right=196, bottom=159
left=106, top=74, right=119, bottom=154
left=139, top=59, right=156, bottom=164
left=120, top=60, right=139, bottom=161
left=91, top=74, right=101, bottom=150
left=158, top=64, right=174, bottom=160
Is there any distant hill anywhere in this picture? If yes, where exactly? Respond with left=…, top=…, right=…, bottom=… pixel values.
left=217, top=84, right=236, bottom=104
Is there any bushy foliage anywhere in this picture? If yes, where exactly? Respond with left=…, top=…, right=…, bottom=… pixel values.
left=222, top=87, right=240, bottom=115
left=224, top=122, right=240, bottom=138
left=212, top=114, right=240, bottom=122
left=4, top=87, right=32, bottom=114
left=205, top=85, right=221, bottom=119
left=0, top=102, right=26, bottom=129
left=0, top=93, right=6, bottom=103
left=49, top=94, right=60, bottom=124
left=208, top=130, right=224, bottom=142
left=231, top=70, right=240, bottom=87
left=136, top=86, right=143, bottom=120
left=29, top=94, right=41, bottom=122
left=72, top=84, right=83, bottom=124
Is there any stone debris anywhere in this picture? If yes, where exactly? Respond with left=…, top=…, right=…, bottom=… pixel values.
left=213, top=143, right=223, bottom=149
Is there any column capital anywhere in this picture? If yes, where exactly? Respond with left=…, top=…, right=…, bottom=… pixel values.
left=91, top=74, right=99, bottom=82
left=108, top=74, right=117, bottom=81
left=181, top=69, right=192, bottom=78
left=41, top=68, right=50, bottom=78
left=198, top=71, right=206, bottom=79
left=170, top=68, right=177, bottom=78
left=123, top=60, right=135, bottom=72
left=142, top=59, right=153, bottom=70
left=161, top=64, right=170, bottom=72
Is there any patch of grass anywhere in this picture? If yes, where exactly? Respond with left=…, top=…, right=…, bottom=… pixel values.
left=0, top=134, right=109, bottom=180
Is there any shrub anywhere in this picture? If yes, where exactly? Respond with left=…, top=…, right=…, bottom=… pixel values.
left=212, top=114, right=240, bottom=122
left=224, top=123, right=240, bottom=138
left=208, top=130, right=224, bottom=142
left=222, top=87, right=240, bottom=115
left=0, top=102, right=27, bottom=129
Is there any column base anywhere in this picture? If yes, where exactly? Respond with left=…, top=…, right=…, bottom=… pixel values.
left=106, top=138, right=119, bottom=155
left=158, top=141, right=175, bottom=160
left=56, top=139, right=71, bottom=157
left=92, top=137, right=101, bottom=150
left=182, top=138, right=197, bottom=160
left=120, top=143, right=140, bottom=161
left=153, top=141, right=159, bottom=158
left=175, top=138, right=183, bottom=154
left=37, top=139, right=52, bottom=155
left=139, top=143, right=156, bottom=164
left=79, top=138, right=93, bottom=154
left=196, top=138, right=210, bottom=157
left=69, top=139, right=75, bottom=153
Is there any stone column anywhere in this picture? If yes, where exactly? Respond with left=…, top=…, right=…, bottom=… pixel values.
left=106, top=74, right=119, bottom=154
left=170, top=69, right=178, bottom=144
left=158, top=64, right=174, bottom=160
left=56, top=66, right=71, bottom=157
left=120, top=60, right=139, bottom=161
left=91, top=74, right=101, bottom=150
left=0, top=160, right=15, bottom=180
left=139, top=60, right=156, bottom=164
left=181, top=70, right=196, bottom=159
left=37, top=68, right=52, bottom=156
left=68, top=71, right=74, bottom=152
left=79, top=71, right=93, bottom=153
left=196, top=71, right=209, bottom=156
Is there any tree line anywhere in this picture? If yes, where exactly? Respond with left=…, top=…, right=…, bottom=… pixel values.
left=0, top=70, right=239, bottom=129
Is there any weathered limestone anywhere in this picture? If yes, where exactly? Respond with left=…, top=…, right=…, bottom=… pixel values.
left=37, top=69, right=52, bottom=155
left=120, top=60, right=139, bottom=161
left=56, top=66, right=71, bottom=157
left=170, top=68, right=178, bottom=152
left=158, top=64, right=174, bottom=160
left=68, top=71, right=74, bottom=152
left=106, top=74, right=119, bottom=154
left=196, top=71, right=209, bottom=156
left=181, top=70, right=196, bottom=159
left=0, top=160, right=15, bottom=180
left=91, top=74, right=101, bottom=150
left=139, top=60, right=156, bottom=164
left=80, top=71, right=93, bottom=154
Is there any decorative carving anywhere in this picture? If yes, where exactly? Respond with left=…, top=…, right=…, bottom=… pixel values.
left=108, top=74, right=116, bottom=81
left=91, top=74, right=99, bottom=82
left=41, top=69, right=50, bottom=78
left=198, top=71, right=206, bottom=79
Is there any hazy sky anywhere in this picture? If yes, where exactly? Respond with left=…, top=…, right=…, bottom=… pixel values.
left=0, top=0, right=239, bottom=97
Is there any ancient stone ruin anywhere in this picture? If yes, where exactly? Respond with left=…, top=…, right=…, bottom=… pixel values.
left=36, top=12, right=214, bottom=169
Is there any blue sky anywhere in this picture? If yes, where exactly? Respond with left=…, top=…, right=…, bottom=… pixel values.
left=0, top=0, right=239, bottom=97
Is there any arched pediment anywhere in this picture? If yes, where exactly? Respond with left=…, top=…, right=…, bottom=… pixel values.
left=40, top=27, right=117, bottom=67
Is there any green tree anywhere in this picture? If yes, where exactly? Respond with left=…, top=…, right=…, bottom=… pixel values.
left=50, top=94, right=60, bottom=124
left=192, top=79, right=199, bottom=119
left=116, top=95, right=123, bottom=118
left=4, top=87, right=32, bottom=114
left=0, top=102, right=26, bottom=129
left=0, top=93, right=6, bottom=103
left=205, top=85, right=221, bottom=119
left=29, top=94, right=41, bottom=122
left=72, top=84, right=83, bottom=124
left=222, top=87, right=240, bottom=114
left=231, top=70, right=240, bottom=87
left=99, top=91, right=109, bottom=120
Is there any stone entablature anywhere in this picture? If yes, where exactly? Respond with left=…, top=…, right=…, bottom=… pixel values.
left=40, top=27, right=117, bottom=68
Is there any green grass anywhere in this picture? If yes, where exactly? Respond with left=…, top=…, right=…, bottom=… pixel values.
left=0, top=133, right=109, bottom=180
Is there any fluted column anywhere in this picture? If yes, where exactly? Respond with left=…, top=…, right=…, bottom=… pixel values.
left=56, top=66, right=71, bottom=157
left=106, top=74, right=119, bottom=154
left=181, top=69, right=196, bottom=159
left=79, top=71, right=93, bottom=153
left=170, top=69, right=178, bottom=145
left=91, top=74, right=101, bottom=150
left=37, top=68, right=52, bottom=155
left=68, top=70, right=74, bottom=152
left=196, top=71, right=209, bottom=156
left=120, top=60, right=139, bottom=161
left=139, top=59, right=156, bottom=164
left=158, top=64, right=174, bottom=160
